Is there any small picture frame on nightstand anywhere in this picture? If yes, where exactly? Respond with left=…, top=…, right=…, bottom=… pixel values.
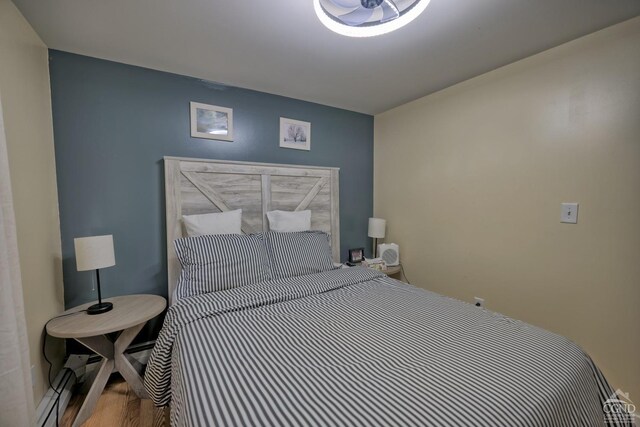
left=348, top=247, right=364, bottom=264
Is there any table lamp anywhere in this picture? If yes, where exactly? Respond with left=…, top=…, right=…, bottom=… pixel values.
left=368, top=218, right=386, bottom=258
left=74, top=235, right=115, bottom=315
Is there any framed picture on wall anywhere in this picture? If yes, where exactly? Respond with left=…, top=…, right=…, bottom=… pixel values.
left=190, top=102, right=233, bottom=141
left=280, top=117, right=311, bottom=151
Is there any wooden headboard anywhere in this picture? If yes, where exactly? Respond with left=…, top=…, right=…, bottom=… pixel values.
left=164, top=157, right=340, bottom=302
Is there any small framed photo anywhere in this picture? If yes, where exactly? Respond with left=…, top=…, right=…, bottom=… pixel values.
left=190, top=102, right=233, bottom=141
left=280, top=117, right=311, bottom=151
left=348, top=247, right=365, bottom=264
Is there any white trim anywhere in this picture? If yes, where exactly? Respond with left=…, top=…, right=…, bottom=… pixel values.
left=36, top=369, right=76, bottom=427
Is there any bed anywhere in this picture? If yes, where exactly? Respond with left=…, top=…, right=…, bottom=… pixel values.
left=145, top=157, right=626, bottom=426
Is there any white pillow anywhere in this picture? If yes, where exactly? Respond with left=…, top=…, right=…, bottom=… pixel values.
left=266, top=210, right=311, bottom=232
left=182, top=209, right=242, bottom=237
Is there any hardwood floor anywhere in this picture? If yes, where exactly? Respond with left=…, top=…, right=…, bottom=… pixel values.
left=61, top=374, right=167, bottom=427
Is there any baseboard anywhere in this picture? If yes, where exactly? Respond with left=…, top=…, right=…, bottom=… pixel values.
left=36, top=369, right=76, bottom=427
left=36, top=340, right=156, bottom=426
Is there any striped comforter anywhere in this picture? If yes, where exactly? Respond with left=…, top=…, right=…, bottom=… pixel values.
left=145, top=268, right=622, bottom=426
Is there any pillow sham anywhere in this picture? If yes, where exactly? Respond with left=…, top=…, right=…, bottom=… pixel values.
left=266, top=210, right=311, bottom=232
left=182, top=209, right=242, bottom=237
left=264, top=231, right=335, bottom=279
left=174, top=233, right=271, bottom=298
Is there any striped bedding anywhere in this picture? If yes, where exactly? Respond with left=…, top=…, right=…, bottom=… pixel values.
left=174, top=233, right=273, bottom=298
left=145, top=267, right=625, bottom=426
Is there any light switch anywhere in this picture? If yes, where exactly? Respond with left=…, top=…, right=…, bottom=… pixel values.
left=561, top=203, right=579, bottom=224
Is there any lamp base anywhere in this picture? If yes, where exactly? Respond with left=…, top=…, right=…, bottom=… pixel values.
left=87, top=302, right=113, bottom=315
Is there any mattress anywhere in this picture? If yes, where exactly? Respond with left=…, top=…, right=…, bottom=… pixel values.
left=144, top=267, right=626, bottom=426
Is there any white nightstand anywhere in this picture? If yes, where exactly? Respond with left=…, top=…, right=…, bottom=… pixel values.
left=383, top=264, right=402, bottom=278
left=343, top=263, right=405, bottom=281
left=46, top=294, right=166, bottom=427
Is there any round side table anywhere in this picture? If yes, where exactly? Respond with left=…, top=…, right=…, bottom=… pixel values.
left=46, top=294, right=166, bottom=427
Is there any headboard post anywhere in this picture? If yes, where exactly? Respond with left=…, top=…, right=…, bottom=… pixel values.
left=164, top=157, right=340, bottom=304
left=165, top=158, right=182, bottom=300
left=330, top=169, right=340, bottom=263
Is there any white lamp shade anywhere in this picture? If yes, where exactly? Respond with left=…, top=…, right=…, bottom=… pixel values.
left=74, top=235, right=115, bottom=271
left=368, top=218, right=386, bottom=239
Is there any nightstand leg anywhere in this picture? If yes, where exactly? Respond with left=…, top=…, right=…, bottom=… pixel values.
left=72, top=358, right=114, bottom=427
left=114, top=323, right=148, bottom=399
left=75, top=335, right=114, bottom=359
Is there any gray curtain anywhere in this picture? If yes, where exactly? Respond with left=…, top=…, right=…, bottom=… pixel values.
left=0, top=92, right=35, bottom=425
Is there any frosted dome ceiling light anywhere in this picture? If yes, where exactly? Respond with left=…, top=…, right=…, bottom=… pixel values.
left=314, top=0, right=430, bottom=38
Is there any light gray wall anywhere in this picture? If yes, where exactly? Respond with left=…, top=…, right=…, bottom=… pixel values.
left=374, top=17, right=640, bottom=401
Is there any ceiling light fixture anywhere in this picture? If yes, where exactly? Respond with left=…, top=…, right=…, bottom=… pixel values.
left=314, top=0, right=431, bottom=38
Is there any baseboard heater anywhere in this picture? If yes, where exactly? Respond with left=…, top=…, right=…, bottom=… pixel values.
left=36, top=369, right=75, bottom=427
left=36, top=340, right=155, bottom=427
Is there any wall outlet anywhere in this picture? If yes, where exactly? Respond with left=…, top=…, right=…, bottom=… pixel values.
left=474, top=297, right=485, bottom=308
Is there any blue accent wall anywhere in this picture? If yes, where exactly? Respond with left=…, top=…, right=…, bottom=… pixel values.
left=49, top=50, right=373, bottom=309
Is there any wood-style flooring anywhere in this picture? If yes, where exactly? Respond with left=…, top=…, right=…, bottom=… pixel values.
left=61, top=374, right=167, bottom=427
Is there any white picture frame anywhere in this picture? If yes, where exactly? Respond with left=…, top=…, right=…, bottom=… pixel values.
left=279, top=117, right=311, bottom=151
left=190, top=102, right=233, bottom=142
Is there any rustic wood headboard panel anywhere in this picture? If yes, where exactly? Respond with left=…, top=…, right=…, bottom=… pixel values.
left=164, top=157, right=340, bottom=303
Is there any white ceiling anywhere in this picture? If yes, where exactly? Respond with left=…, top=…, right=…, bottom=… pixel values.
left=13, top=0, right=640, bottom=114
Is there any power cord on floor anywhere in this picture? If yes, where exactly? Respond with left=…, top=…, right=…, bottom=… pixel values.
left=43, top=310, right=87, bottom=427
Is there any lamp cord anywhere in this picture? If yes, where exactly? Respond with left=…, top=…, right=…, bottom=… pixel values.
left=43, top=310, right=87, bottom=427
left=400, top=263, right=411, bottom=285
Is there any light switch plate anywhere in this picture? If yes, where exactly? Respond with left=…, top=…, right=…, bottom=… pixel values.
left=561, top=203, right=579, bottom=224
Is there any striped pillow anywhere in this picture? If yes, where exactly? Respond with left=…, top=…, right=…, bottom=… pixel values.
left=174, top=233, right=272, bottom=299
left=265, top=231, right=336, bottom=279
